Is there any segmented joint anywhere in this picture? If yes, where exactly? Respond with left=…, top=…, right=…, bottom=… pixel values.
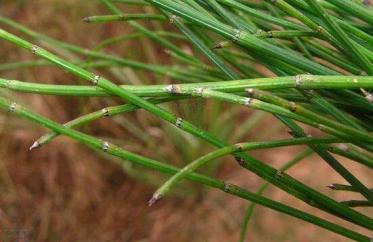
left=289, top=102, right=297, bottom=112
left=246, top=88, right=255, bottom=97
left=234, top=143, right=244, bottom=152
left=102, top=108, right=110, bottom=117
left=316, top=26, right=324, bottom=33
left=102, top=141, right=109, bottom=152
left=175, top=117, right=183, bottom=128
left=254, top=29, right=264, bottom=38
left=267, top=31, right=273, bottom=38
left=275, top=170, right=284, bottom=179
left=164, top=85, right=181, bottom=94
left=337, top=143, right=349, bottom=151
left=223, top=183, right=233, bottom=192
left=93, top=75, right=100, bottom=85
left=9, top=102, right=17, bottom=113
left=212, top=41, right=230, bottom=50
left=233, top=29, right=242, bottom=42
left=169, top=15, right=178, bottom=24
left=243, top=97, right=252, bottom=106
left=317, top=124, right=326, bottom=131
left=31, top=45, right=39, bottom=54
left=194, top=87, right=206, bottom=96
left=294, top=75, right=303, bottom=87
left=5, top=79, right=14, bottom=89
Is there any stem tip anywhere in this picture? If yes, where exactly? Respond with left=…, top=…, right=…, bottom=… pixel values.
left=29, top=141, right=40, bottom=151
left=148, top=193, right=162, bottom=207
left=82, top=17, right=91, bottom=23
left=327, top=184, right=336, bottom=190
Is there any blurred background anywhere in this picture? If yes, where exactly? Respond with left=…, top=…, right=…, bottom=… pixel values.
left=0, top=1, right=372, bottom=241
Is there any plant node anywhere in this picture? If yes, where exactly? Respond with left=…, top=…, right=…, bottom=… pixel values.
left=82, top=17, right=91, bottom=23
left=101, top=108, right=110, bottom=117
left=233, top=29, right=242, bottom=42
left=31, top=45, right=39, bottom=54
left=169, top=15, right=178, bottom=24
left=223, top=182, right=233, bottom=192
left=243, top=97, right=252, bottom=106
left=212, top=41, right=231, bottom=50
left=93, top=75, right=100, bottom=85
left=295, top=75, right=303, bottom=87
left=246, top=88, right=255, bottom=97
left=275, top=170, right=284, bottom=179
left=289, top=102, right=297, bottom=112
left=102, top=141, right=109, bottom=152
left=175, top=117, right=183, bottom=128
left=164, top=84, right=181, bottom=94
left=234, top=143, right=244, bottom=152
left=8, top=102, right=17, bottom=113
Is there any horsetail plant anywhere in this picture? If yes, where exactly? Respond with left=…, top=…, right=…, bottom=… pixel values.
left=0, top=0, right=372, bottom=241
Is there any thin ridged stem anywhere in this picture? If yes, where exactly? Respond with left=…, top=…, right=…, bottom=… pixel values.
left=341, top=200, right=373, bottom=207
left=152, top=141, right=330, bottom=201
left=328, top=146, right=373, bottom=169
left=255, top=30, right=320, bottom=39
left=328, top=183, right=373, bottom=193
left=83, top=14, right=167, bottom=23
left=239, top=149, right=314, bottom=242
left=1, top=75, right=372, bottom=97
left=30, top=97, right=183, bottom=149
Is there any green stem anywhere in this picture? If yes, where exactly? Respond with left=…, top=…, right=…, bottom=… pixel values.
left=239, top=149, right=314, bottom=242
left=83, top=14, right=167, bottom=23
left=152, top=140, right=332, bottom=201
left=1, top=75, right=372, bottom=97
